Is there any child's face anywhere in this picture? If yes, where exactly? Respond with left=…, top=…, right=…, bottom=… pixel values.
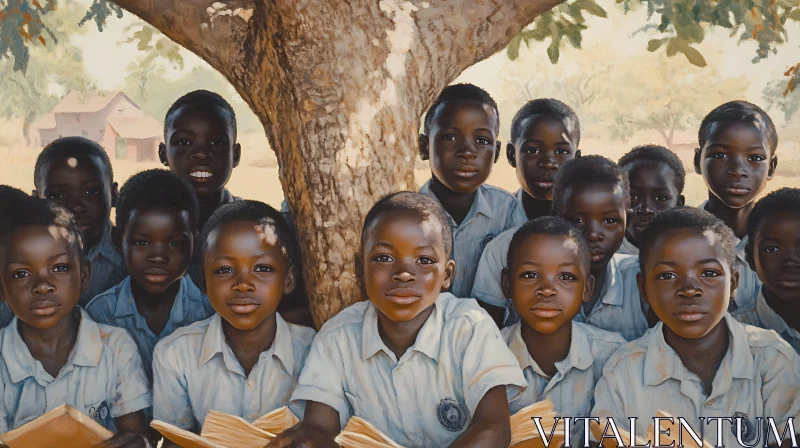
left=502, top=234, right=593, bottom=335
left=695, top=122, right=775, bottom=209
left=511, top=115, right=576, bottom=201
left=204, top=221, right=294, bottom=330
left=361, top=211, right=455, bottom=322
left=626, top=161, right=683, bottom=243
left=638, top=228, right=738, bottom=339
left=36, top=155, right=115, bottom=247
left=160, top=105, right=241, bottom=199
left=0, top=225, right=87, bottom=329
left=750, top=211, right=800, bottom=303
left=120, top=208, right=194, bottom=295
left=422, top=101, right=499, bottom=194
left=558, top=184, right=627, bottom=272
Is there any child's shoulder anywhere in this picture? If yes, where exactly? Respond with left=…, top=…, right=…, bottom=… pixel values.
left=575, top=322, right=627, bottom=349
left=315, top=300, right=373, bottom=339
left=285, top=320, right=316, bottom=347
left=600, top=329, right=651, bottom=375
left=739, top=320, right=797, bottom=360
left=84, top=278, right=128, bottom=313
left=155, top=315, right=216, bottom=353
left=614, top=253, right=640, bottom=271
left=479, top=184, right=518, bottom=209
left=438, top=293, right=494, bottom=328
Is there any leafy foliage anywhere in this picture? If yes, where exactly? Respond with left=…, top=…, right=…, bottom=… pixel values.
left=78, top=0, right=122, bottom=31
left=0, top=0, right=57, bottom=72
left=122, top=24, right=184, bottom=70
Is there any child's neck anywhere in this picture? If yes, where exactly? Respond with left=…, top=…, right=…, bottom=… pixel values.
left=429, top=175, right=476, bottom=225
left=376, top=305, right=434, bottom=360
left=705, top=195, right=753, bottom=240
left=198, top=189, right=227, bottom=229
left=130, top=279, right=181, bottom=336
left=521, top=320, right=571, bottom=378
left=584, top=263, right=609, bottom=316
left=19, top=309, right=80, bottom=378
left=222, top=313, right=277, bottom=377
left=625, top=231, right=638, bottom=248
left=663, top=319, right=729, bottom=396
left=763, top=287, right=800, bottom=333
left=83, top=228, right=106, bottom=255
left=522, top=193, right=552, bottom=221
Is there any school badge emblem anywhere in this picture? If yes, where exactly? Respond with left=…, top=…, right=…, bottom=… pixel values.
left=436, top=397, right=467, bottom=432
left=89, top=401, right=110, bottom=427
left=732, top=412, right=757, bottom=444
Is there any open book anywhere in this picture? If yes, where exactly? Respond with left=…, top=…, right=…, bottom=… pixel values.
left=335, top=398, right=564, bottom=448
left=0, top=404, right=113, bottom=448
left=151, top=406, right=299, bottom=448
left=590, top=411, right=714, bottom=448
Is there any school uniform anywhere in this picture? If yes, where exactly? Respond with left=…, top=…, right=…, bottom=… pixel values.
left=617, top=236, right=639, bottom=256
left=289, top=292, right=527, bottom=447
left=735, top=287, right=800, bottom=353
left=420, top=181, right=524, bottom=298
left=152, top=313, right=315, bottom=429
left=187, top=190, right=241, bottom=288
left=81, top=223, right=128, bottom=306
left=0, top=302, right=12, bottom=329
left=698, top=201, right=761, bottom=316
left=510, top=188, right=531, bottom=224
left=503, top=321, right=625, bottom=443
left=0, top=309, right=151, bottom=432
left=85, top=275, right=215, bottom=380
left=592, top=314, right=800, bottom=448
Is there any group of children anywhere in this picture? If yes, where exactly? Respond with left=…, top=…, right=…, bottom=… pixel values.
left=0, top=83, right=797, bottom=448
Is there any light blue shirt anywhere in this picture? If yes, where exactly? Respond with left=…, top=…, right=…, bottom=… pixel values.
left=736, top=287, right=800, bottom=353
left=617, top=236, right=639, bottom=255
left=82, top=223, right=128, bottom=307
left=290, top=292, right=527, bottom=447
left=86, top=275, right=215, bottom=381
left=152, top=313, right=315, bottom=430
left=503, top=321, right=625, bottom=443
left=592, top=314, right=800, bottom=448
left=419, top=181, right=524, bottom=298
left=0, top=302, right=12, bottom=329
left=0, top=309, right=151, bottom=433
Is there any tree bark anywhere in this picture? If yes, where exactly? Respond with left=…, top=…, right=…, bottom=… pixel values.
left=110, top=0, right=563, bottom=327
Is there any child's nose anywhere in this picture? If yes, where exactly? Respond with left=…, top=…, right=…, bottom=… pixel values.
left=392, top=270, right=415, bottom=282
left=32, top=276, right=56, bottom=296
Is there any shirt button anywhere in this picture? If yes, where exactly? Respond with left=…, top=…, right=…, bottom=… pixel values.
left=248, top=380, right=255, bottom=387
left=706, top=399, right=715, bottom=406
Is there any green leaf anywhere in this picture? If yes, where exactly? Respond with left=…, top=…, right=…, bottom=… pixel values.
left=577, top=0, right=608, bottom=18
left=547, top=36, right=562, bottom=63
left=666, top=38, right=679, bottom=56
left=681, top=44, right=708, bottom=67
left=647, top=39, right=664, bottom=52
left=791, top=9, right=800, bottom=21
left=506, top=34, right=522, bottom=61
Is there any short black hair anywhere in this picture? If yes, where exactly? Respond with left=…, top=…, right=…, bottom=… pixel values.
left=164, top=90, right=237, bottom=140
left=34, top=137, right=114, bottom=190
left=0, top=195, right=85, bottom=262
left=639, top=207, right=736, bottom=273
left=115, top=169, right=200, bottom=233
left=618, top=144, right=686, bottom=193
left=0, top=185, right=29, bottom=211
left=510, top=98, right=580, bottom=148
left=698, top=101, right=778, bottom=154
left=199, top=200, right=298, bottom=268
left=361, top=191, right=453, bottom=257
left=506, top=216, right=591, bottom=271
left=423, top=83, right=499, bottom=136
left=746, top=188, right=800, bottom=241
left=552, top=155, right=631, bottom=213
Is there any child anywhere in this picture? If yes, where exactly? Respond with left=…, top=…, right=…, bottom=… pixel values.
left=593, top=207, right=800, bottom=448
left=739, top=188, right=800, bottom=352
left=33, top=137, right=127, bottom=306
left=270, top=192, right=526, bottom=447
left=473, top=156, right=647, bottom=340
left=695, top=101, right=778, bottom=315
left=617, top=144, right=686, bottom=255
left=152, top=200, right=314, bottom=436
left=472, top=99, right=580, bottom=323
left=0, top=186, right=31, bottom=329
left=418, top=83, right=521, bottom=299
left=0, top=196, right=151, bottom=445
left=501, top=217, right=625, bottom=443
left=86, top=169, right=213, bottom=381
left=506, top=98, right=581, bottom=221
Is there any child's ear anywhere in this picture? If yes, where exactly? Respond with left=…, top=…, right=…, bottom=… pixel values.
left=418, top=135, right=430, bottom=161
left=583, top=273, right=595, bottom=303
left=354, top=254, right=365, bottom=290
left=494, top=140, right=502, bottom=163
left=158, top=143, right=169, bottom=167
left=283, top=266, right=298, bottom=296
left=110, top=225, right=123, bottom=254
left=506, top=143, right=516, bottom=168
left=501, top=267, right=512, bottom=299
left=677, top=195, right=686, bottom=207
left=574, top=149, right=582, bottom=159
left=110, top=182, right=119, bottom=208
left=730, top=267, right=740, bottom=300
left=441, top=259, right=456, bottom=291
left=693, top=147, right=702, bottom=175
left=31, top=189, right=39, bottom=198
left=232, top=143, right=242, bottom=169
left=768, top=154, right=778, bottom=180
left=636, top=272, right=649, bottom=305
left=745, top=240, right=756, bottom=272
left=80, top=260, right=91, bottom=294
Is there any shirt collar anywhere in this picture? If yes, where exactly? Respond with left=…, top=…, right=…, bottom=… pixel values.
left=113, top=276, right=192, bottom=324
left=619, top=236, right=639, bottom=256
left=361, top=292, right=448, bottom=363
left=507, top=322, right=594, bottom=376
left=86, top=222, right=118, bottom=262
left=3, top=308, right=103, bottom=385
left=755, top=288, right=800, bottom=341
left=514, top=188, right=526, bottom=207
left=643, top=314, right=754, bottom=387
left=419, top=180, right=494, bottom=223
left=597, top=255, right=624, bottom=307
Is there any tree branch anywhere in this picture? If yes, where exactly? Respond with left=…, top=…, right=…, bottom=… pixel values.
left=109, top=0, right=255, bottom=77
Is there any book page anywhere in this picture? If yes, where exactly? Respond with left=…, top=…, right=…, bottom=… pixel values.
left=0, top=405, right=113, bottom=448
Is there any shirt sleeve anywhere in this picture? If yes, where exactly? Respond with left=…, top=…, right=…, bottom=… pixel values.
left=759, top=344, right=800, bottom=436
left=152, top=341, right=197, bottom=429
left=111, top=331, right=152, bottom=418
left=457, top=318, right=526, bottom=415
left=0, top=378, right=8, bottom=434
left=289, top=333, right=350, bottom=430
left=470, top=240, right=509, bottom=308
left=590, top=364, right=630, bottom=440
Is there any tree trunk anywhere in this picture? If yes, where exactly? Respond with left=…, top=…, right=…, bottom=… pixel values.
left=109, top=0, right=563, bottom=327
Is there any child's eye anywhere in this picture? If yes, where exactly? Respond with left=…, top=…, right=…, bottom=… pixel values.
left=656, top=272, right=677, bottom=280
left=630, top=194, right=640, bottom=202
left=211, top=139, right=227, bottom=146
left=373, top=254, right=393, bottom=263
left=85, top=187, right=102, bottom=195
left=476, top=137, right=491, bottom=145
left=133, top=239, right=149, bottom=246
left=521, top=271, right=539, bottom=280
left=565, top=216, right=583, bottom=225
left=764, top=245, right=781, bottom=254
left=701, top=269, right=720, bottom=277
left=655, top=195, right=671, bottom=202
left=417, top=257, right=436, bottom=265
left=47, top=193, right=64, bottom=200
left=441, top=134, right=457, bottom=142
left=254, top=265, right=274, bottom=273
left=748, top=155, right=766, bottom=162
left=524, top=146, right=540, bottom=154
left=710, top=152, right=728, bottom=159
left=11, top=270, right=30, bottom=279
left=168, top=241, right=184, bottom=248
left=558, top=273, right=577, bottom=281
left=53, top=264, right=70, bottom=273
left=556, top=148, right=570, bottom=155
left=603, top=218, right=620, bottom=225
left=175, top=138, right=191, bottom=146
left=213, top=266, right=233, bottom=275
